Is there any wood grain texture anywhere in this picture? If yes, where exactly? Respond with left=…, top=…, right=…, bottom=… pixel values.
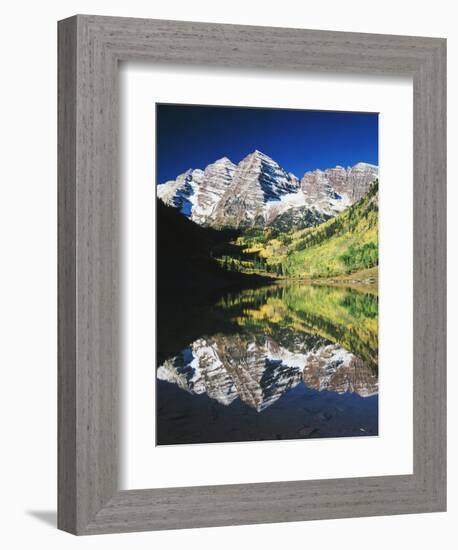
left=57, top=14, right=446, bottom=535
left=57, top=16, right=77, bottom=533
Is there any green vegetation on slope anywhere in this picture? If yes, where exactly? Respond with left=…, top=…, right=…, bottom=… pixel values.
left=217, top=284, right=378, bottom=370
left=215, top=181, right=378, bottom=279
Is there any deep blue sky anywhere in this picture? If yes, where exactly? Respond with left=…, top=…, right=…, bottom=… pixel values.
left=156, top=103, right=378, bottom=184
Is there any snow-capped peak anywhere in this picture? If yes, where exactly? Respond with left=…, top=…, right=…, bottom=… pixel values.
left=157, top=152, right=378, bottom=229
left=213, top=156, right=235, bottom=166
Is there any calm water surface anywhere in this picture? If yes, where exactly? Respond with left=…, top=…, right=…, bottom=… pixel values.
left=156, top=283, right=378, bottom=445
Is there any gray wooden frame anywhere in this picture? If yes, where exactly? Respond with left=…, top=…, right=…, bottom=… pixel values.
left=58, top=14, right=446, bottom=535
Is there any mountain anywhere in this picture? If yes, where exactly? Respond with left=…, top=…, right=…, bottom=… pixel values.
left=157, top=150, right=378, bottom=230
left=157, top=332, right=378, bottom=412
left=229, top=181, right=379, bottom=280
left=282, top=181, right=379, bottom=278
left=301, top=162, right=378, bottom=206
left=212, top=150, right=300, bottom=227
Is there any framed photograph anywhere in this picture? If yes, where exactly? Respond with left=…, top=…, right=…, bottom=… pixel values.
left=58, top=15, right=446, bottom=535
left=154, top=103, right=380, bottom=447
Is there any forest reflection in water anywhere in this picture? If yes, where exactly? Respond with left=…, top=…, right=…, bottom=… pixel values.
left=156, top=283, right=378, bottom=445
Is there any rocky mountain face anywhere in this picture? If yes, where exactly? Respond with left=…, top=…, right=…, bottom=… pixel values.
left=300, top=162, right=378, bottom=206
left=157, top=150, right=378, bottom=229
left=157, top=333, right=378, bottom=412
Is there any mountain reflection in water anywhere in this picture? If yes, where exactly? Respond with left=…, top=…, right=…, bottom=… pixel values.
left=156, top=283, right=378, bottom=445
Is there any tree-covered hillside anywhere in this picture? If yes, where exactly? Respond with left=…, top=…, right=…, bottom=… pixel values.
left=215, top=181, right=378, bottom=280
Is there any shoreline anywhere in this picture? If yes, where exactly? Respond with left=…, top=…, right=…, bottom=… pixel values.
left=230, top=266, right=379, bottom=294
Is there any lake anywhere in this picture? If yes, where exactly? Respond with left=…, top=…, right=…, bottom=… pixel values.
left=156, top=283, right=378, bottom=445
